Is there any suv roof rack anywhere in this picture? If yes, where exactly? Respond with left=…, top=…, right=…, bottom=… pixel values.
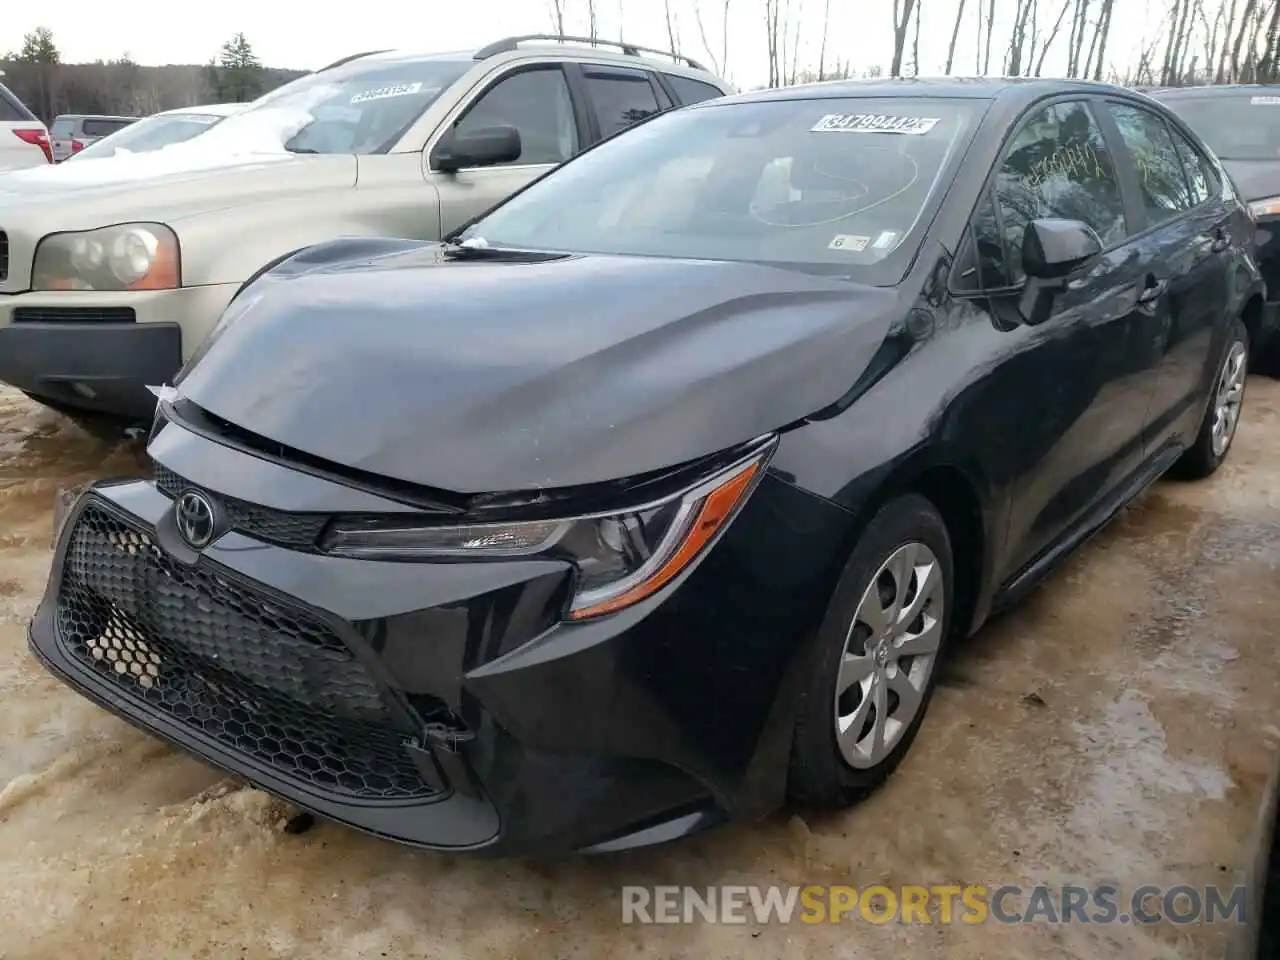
left=474, top=34, right=706, bottom=71
left=316, top=49, right=392, bottom=72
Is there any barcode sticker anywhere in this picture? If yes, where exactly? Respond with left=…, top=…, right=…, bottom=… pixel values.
left=811, top=113, right=940, bottom=135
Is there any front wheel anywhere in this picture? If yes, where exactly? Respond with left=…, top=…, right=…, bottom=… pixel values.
left=1170, top=318, right=1248, bottom=481
left=787, top=493, right=953, bottom=808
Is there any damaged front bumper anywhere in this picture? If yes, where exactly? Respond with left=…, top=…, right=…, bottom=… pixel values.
left=26, top=425, right=836, bottom=854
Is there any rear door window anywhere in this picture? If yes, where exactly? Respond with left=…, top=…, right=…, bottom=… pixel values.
left=1169, top=130, right=1218, bottom=205
left=582, top=68, right=663, bottom=138
left=666, top=75, right=726, bottom=106
left=1105, top=102, right=1194, bottom=226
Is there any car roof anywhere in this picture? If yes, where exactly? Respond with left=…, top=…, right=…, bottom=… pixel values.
left=710, top=75, right=1138, bottom=107
left=326, top=38, right=727, bottom=85
left=156, top=102, right=245, bottom=117
left=1148, top=83, right=1280, bottom=99
left=53, top=113, right=138, bottom=121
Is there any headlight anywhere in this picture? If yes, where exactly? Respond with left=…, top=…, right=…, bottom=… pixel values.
left=32, top=223, right=180, bottom=291
left=1248, top=196, right=1280, bottom=220
left=321, top=444, right=773, bottom=620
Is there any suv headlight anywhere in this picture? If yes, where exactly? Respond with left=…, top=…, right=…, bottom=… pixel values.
left=321, top=444, right=773, bottom=620
left=33, top=223, right=180, bottom=291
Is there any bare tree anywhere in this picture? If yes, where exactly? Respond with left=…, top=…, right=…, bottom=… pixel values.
left=664, top=0, right=681, bottom=54
left=913, top=0, right=924, bottom=75
left=587, top=0, right=599, bottom=41
left=814, top=0, right=832, bottom=79
left=1216, top=0, right=1242, bottom=80
left=946, top=0, right=969, bottom=73
left=983, top=0, right=997, bottom=72
left=765, top=0, right=782, bottom=85
left=1259, top=0, right=1280, bottom=78
left=787, top=0, right=804, bottom=85
left=1090, top=0, right=1116, bottom=79
left=1034, top=0, right=1074, bottom=74
left=1230, top=0, right=1260, bottom=81
left=1005, top=0, right=1034, bottom=74
left=694, top=0, right=732, bottom=76
left=891, top=0, right=920, bottom=76
left=547, top=0, right=566, bottom=34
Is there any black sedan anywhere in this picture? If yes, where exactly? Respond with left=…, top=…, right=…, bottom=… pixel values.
left=29, top=78, right=1262, bottom=856
left=1152, top=84, right=1280, bottom=366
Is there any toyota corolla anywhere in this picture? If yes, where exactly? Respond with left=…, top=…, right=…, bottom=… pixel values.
left=29, top=78, right=1261, bottom=856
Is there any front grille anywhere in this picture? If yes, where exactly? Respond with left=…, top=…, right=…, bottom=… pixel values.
left=0, top=231, right=7, bottom=282
left=13, top=306, right=136, bottom=323
left=55, top=503, right=434, bottom=800
left=153, top=464, right=330, bottom=551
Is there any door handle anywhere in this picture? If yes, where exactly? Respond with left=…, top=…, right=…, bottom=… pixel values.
left=1137, top=278, right=1167, bottom=305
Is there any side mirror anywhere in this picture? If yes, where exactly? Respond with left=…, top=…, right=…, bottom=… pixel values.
left=431, top=125, right=522, bottom=173
left=1018, top=218, right=1102, bottom=325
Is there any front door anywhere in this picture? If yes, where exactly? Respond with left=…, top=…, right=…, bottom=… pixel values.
left=431, top=65, right=582, bottom=237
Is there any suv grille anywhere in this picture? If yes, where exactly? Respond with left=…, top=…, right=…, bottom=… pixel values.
left=0, top=231, right=8, bottom=282
left=55, top=503, right=434, bottom=800
left=153, top=464, right=330, bottom=551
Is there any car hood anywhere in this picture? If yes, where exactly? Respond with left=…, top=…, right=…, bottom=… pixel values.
left=0, top=152, right=357, bottom=229
left=1218, top=158, right=1280, bottom=203
left=174, top=241, right=902, bottom=494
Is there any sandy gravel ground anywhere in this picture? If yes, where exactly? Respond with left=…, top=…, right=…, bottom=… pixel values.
left=0, top=382, right=1277, bottom=959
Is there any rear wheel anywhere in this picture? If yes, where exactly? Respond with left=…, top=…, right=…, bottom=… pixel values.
left=788, top=494, right=953, bottom=807
left=1170, top=318, right=1248, bottom=481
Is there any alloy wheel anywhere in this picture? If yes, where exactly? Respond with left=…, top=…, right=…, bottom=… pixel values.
left=1211, top=339, right=1247, bottom=458
left=833, top=542, right=945, bottom=770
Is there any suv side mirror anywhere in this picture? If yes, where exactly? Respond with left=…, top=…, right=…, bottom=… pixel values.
left=1018, top=218, right=1102, bottom=325
left=432, top=125, right=522, bottom=173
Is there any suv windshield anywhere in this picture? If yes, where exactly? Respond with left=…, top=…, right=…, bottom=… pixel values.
left=208, top=57, right=471, bottom=155
left=1162, top=93, right=1280, bottom=161
left=461, top=96, right=980, bottom=278
left=72, top=112, right=227, bottom=160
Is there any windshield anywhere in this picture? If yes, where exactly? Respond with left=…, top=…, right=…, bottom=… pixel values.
left=461, top=96, right=981, bottom=278
left=1162, top=93, right=1280, bottom=161
left=71, top=112, right=227, bottom=161
left=209, top=57, right=470, bottom=155
left=51, top=117, right=74, bottom=138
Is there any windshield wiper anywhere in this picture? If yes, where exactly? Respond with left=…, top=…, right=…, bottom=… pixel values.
left=440, top=238, right=564, bottom=261
left=287, top=146, right=320, bottom=154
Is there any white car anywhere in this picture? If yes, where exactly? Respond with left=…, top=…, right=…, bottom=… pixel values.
left=0, top=79, right=51, bottom=171
left=68, top=103, right=245, bottom=162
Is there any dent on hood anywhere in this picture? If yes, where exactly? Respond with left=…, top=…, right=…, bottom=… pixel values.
left=174, top=250, right=902, bottom=495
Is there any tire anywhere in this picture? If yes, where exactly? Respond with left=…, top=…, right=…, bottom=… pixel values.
left=787, top=493, right=954, bottom=808
left=1170, top=317, right=1249, bottom=481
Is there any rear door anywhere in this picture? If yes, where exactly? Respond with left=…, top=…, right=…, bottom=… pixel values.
left=1100, top=98, right=1232, bottom=451
left=431, top=64, right=587, bottom=236
left=980, top=98, right=1168, bottom=580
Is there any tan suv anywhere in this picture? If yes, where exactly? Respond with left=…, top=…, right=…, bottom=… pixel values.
left=0, top=35, right=732, bottom=433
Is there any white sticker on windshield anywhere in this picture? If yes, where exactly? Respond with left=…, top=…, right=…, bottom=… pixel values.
left=351, top=81, right=424, bottom=105
left=872, top=230, right=900, bottom=250
left=829, top=234, right=870, bottom=251
left=1252, top=95, right=1280, bottom=105
left=811, top=113, right=940, bottom=135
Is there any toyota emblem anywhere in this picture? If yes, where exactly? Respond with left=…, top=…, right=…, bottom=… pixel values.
left=175, top=489, right=218, bottom=549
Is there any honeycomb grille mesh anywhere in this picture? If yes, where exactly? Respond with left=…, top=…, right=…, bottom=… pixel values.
left=55, top=503, right=434, bottom=800
left=152, top=464, right=329, bottom=550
